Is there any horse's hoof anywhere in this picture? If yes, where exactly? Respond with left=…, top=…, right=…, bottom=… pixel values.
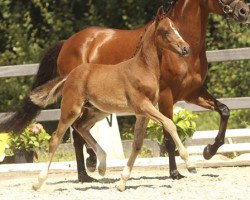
left=86, top=157, right=97, bottom=172
left=170, top=170, right=185, bottom=180
left=78, top=173, right=97, bottom=183
left=203, top=144, right=214, bottom=160
left=116, top=180, right=126, bottom=192
left=86, top=149, right=97, bottom=172
left=188, top=167, right=197, bottom=174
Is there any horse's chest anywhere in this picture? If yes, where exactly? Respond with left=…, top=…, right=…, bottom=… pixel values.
left=161, top=59, right=204, bottom=98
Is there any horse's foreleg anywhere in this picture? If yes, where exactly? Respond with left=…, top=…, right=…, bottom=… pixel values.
left=116, top=116, right=148, bottom=192
left=138, top=100, right=195, bottom=172
left=158, top=91, right=187, bottom=179
left=186, top=87, right=230, bottom=160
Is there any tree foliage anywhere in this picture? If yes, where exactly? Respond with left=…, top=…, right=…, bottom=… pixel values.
left=0, top=0, right=249, bottom=113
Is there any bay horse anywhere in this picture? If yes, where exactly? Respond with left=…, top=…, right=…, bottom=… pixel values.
left=30, top=11, right=192, bottom=191
left=0, top=0, right=249, bottom=181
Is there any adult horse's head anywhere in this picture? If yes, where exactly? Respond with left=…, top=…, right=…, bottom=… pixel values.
left=155, top=7, right=190, bottom=57
left=208, top=0, right=249, bottom=23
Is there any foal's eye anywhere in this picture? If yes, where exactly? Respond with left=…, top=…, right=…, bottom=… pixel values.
left=162, top=29, right=169, bottom=37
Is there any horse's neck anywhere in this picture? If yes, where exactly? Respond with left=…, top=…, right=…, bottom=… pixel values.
left=170, top=0, right=210, bottom=51
left=135, top=23, right=161, bottom=75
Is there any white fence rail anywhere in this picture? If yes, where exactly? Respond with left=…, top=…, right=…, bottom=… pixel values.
left=0, top=47, right=250, bottom=122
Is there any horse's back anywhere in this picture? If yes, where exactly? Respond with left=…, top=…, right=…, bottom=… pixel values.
left=57, top=26, right=145, bottom=76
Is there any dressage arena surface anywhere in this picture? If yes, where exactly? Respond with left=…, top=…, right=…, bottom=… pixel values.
left=0, top=166, right=250, bottom=200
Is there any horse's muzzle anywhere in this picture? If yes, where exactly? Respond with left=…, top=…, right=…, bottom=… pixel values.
left=234, top=2, right=250, bottom=23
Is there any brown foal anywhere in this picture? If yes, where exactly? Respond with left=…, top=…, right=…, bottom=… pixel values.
left=30, top=9, right=193, bottom=191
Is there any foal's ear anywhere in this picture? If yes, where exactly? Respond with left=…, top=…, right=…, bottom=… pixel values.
left=155, top=6, right=165, bottom=24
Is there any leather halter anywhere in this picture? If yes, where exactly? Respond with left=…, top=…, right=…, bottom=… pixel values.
left=217, top=0, right=240, bottom=18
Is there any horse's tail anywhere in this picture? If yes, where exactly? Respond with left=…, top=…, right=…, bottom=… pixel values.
left=0, top=40, right=65, bottom=133
left=30, top=77, right=66, bottom=108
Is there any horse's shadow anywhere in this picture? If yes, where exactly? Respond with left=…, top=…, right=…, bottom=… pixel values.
left=74, top=184, right=172, bottom=192
left=97, top=175, right=170, bottom=184
left=47, top=175, right=171, bottom=192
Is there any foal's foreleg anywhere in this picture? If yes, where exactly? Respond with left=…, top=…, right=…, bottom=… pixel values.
left=158, top=92, right=186, bottom=179
left=140, top=101, right=195, bottom=171
left=117, top=116, right=149, bottom=191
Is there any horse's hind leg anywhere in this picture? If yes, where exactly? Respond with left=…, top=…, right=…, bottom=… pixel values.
left=73, top=108, right=109, bottom=176
left=116, top=116, right=148, bottom=192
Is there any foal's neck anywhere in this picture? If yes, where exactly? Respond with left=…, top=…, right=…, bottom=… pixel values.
left=135, top=22, right=161, bottom=75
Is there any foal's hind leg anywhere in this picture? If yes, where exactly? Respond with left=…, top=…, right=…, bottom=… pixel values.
left=116, top=116, right=149, bottom=191
left=33, top=118, right=79, bottom=190
left=73, top=108, right=109, bottom=176
left=33, top=90, right=83, bottom=190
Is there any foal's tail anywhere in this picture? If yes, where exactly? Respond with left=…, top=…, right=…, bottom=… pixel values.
left=29, top=77, right=66, bottom=108
left=0, top=41, right=65, bottom=134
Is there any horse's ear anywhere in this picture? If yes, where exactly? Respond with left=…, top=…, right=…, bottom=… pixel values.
left=155, top=6, right=165, bottom=24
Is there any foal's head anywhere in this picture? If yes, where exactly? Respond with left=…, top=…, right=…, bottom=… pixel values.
left=154, top=7, right=190, bottom=57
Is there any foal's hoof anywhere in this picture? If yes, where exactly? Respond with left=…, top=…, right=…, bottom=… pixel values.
left=170, top=170, right=185, bottom=180
left=116, top=180, right=126, bottom=192
left=86, top=149, right=97, bottom=172
left=203, top=144, right=214, bottom=160
left=98, top=163, right=106, bottom=177
left=78, top=173, right=98, bottom=183
left=32, top=184, right=40, bottom=191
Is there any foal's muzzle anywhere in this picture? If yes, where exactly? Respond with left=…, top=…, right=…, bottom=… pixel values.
left=181, top=46, right=190, bottom=57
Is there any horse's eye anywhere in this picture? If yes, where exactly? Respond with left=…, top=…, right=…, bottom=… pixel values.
left=162, top=29, right=169, bottom=37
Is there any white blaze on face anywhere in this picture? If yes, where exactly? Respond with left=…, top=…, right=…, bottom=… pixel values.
left=169, top=20, right=183, bottom=40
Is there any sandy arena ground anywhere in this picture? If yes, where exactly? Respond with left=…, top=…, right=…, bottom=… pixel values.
left=0, top=166, right=250, bottom=200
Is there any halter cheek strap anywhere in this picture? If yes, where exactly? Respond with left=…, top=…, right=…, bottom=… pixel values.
left=218, top=0, right=240, bottom=18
